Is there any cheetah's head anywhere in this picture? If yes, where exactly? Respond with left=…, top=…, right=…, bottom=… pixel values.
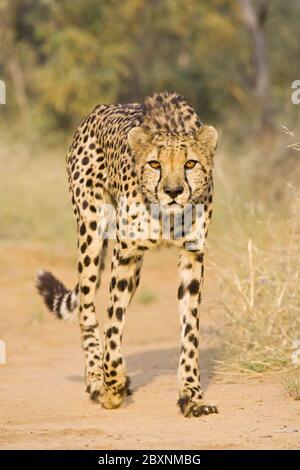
left=127, top=125, right=218, bottom=209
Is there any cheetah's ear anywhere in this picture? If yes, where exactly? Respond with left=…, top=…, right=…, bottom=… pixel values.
left=127, top=127, right=152, bottom=154
left=195, top=125, right=218, bottom=156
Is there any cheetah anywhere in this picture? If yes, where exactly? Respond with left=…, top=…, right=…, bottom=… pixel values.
left=36, top=92, right=219, bottom=417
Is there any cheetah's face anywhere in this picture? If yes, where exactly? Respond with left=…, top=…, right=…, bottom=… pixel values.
left=128, top=125, right=218, bottom=209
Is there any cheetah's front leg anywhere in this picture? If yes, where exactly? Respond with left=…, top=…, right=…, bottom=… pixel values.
left=100, top=246, right=143, bottom=409
left=177, top=250, right=218, bottom=417
left=77, top=227, right=105, bottom=402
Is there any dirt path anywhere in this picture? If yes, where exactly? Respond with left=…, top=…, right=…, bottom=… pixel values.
left=0, top=243, right=299, bottom=449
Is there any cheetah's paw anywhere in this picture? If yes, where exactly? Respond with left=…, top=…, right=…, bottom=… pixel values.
left=99, top=376, right=132, bottom=409
left=178, top=395, right=219, bottom=418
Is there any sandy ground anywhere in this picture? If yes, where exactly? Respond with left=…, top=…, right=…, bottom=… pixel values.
left=0, top=242, right=299, bottom=450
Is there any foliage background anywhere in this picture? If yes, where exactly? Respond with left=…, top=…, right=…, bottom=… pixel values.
left=1, top=0, right=300, bottom=133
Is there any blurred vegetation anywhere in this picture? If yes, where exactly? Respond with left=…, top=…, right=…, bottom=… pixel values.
left=0, top=133, right=75, bottom=244
left=1, top=0, right=300, bottom=134
left=137, top=288, right=156, bottom=305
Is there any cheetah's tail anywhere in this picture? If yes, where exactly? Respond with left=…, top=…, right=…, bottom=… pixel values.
left=36, top=270, right=79, bottom=321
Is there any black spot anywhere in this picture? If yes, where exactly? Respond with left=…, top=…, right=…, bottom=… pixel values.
left=189, top=334, right=199, bottom=348
left=178, top=283, right=185, bottom=299
left=106, top=327, right=112, bottom=338
left=188, top=279, right=200, bottom=295
left=80, top=223, right=86, bottom=236
left=110, top=277, right=116, bottom=289
left=80, top=243, right=87, bottom=254
left=117, top=279, right=128, bottom=291
left=108, top=306, right=114, bottom=318
left=82, top=285, right=90, bottom=295
left=186, top=376, right=194, bottom=383
left=83, top=302, right=93, bottom=309
left=84, top=255, right=91, bottom=267
left=116, top=307, right=123, bottom=321
left=184, top=324, right=192, bottom=336
left=89, top=221, right=97, bottom=231
left=112, top=358, right=121, bottom=368
left=83, top=334, right=93, bottom=341
left=110, top=340, right=117, bottom=350
left=195, top=253, right=204, bottom=263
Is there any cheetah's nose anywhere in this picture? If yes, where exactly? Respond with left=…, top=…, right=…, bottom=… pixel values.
left=163, top=185, right=184, bottom=199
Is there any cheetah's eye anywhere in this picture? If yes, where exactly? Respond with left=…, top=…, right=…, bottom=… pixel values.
left=184, top=160, right=197, bottom=170
left=148, top=160, right=161, bottom=170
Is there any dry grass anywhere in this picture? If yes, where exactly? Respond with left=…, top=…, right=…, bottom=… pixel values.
left=282, top=126, right=300, bottom=152
left=216, top=236, right=300, bottom=373
left=283, top=373, right=300, bottom=400
left=213, top=176, right=300, bottom=375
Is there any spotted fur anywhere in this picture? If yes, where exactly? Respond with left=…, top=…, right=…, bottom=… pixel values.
left=37, top=92, right=219, bottom=417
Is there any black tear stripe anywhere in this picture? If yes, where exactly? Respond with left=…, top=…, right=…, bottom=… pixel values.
left=154, top=170, right=162, bottom=200
left=154, top=147, right=162, bottom=200
left=183, top=170, right=192, bottom=201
